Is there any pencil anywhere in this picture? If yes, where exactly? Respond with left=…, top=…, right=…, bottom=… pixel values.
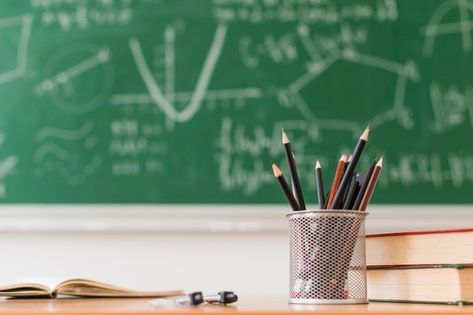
left=272, top=163, right=301, bottom=211
left=282, top=130, right=306, bottom=210
left=323, top=190, right=330, bottom=209
left=291, top=152, right=298, bottom=203
left=315, top=161, right=325, bottom=209
left=326, top=154, right=348, bottom=209
left=358, top=157, right=383, bottom=211
left=340, top=154, right=352, bottom=203
left=352, top=159, right=376, bottom=210
left=343, top=154, right=352, bottom=177
left=331, top=127, right=370, bottom=209
left=291, top=179, right=297, bottom=204
left=342, top=177, right=360, bottom=209
left=341, top=172, right=357, bottom=209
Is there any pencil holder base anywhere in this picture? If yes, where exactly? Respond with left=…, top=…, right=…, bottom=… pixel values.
left=287, top=210, right=369, bottom=305
left=289, top=298, right=368, bottom=305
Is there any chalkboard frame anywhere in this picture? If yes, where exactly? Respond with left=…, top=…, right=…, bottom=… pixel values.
left=0, top=205, right=471, bottom=233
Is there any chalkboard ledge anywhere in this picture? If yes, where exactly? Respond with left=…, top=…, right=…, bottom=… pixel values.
left=0, top=205, right=471, bottom=233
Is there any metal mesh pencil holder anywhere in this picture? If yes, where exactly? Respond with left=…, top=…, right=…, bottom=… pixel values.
left=287, top=210, right=368, bottom=305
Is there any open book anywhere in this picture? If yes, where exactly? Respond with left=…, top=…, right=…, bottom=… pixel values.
left=0, top=278, right=184, bottom=298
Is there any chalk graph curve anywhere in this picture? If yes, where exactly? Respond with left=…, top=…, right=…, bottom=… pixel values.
left=422, top=0, right=473, bottom=56
left=128, top=24, right=227, bottom=123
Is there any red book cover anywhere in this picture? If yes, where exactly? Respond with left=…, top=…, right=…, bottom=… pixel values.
left=368, top=263, right=473, bottom=269
left=367, top=227, right=473, bottom=238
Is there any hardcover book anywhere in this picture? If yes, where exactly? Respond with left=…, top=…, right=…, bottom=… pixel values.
left=367, top=264, right=473, bottom=305
left=366, top=228, right=473, bottom=266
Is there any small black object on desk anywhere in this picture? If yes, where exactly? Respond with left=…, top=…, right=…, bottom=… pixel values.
left=176, top=291, right=204, bottom=306
left=204, top=291, right=238, bottom=305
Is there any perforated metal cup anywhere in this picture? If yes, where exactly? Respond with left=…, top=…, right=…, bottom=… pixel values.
left=287, top=210, right=368, bottom=304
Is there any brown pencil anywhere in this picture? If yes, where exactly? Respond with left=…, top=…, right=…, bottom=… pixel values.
left=272, top=163, right=301, bottom=211
left=352, top=159, right=376, bottom=210
left=358, top=157, right=383, bottom=211
left=326, top=154, right=348, bottom=209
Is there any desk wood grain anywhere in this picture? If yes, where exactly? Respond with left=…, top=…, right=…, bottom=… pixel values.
left=0, top=296, right=472, bottom=315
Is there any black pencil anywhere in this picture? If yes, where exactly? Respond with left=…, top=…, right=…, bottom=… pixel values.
left=282, top=130, right=306, bottom=210
left=331, top=127, right=370, bottom=209
left=315, top=160, right=325, bottom=209
left=323, top=190, right=330, bottom=209
left=340, top=154, right=352, bottom=204
left=272, top=163, right=301, bottom=211
left=352, top=159, right=376, bottom=210
left=342, top=177, right=360, bottom=209
left=343, top=154, right=352, bottom=178
left=290, top=152, right=298, bottom=203
left=342, top=172, right=358, bottom=208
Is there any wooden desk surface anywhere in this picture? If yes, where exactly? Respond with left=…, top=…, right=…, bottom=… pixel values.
left=0, top=296, right=472, bottom=315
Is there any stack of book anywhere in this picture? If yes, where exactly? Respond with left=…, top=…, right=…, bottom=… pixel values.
left=366, top=228, right=473, bottom=305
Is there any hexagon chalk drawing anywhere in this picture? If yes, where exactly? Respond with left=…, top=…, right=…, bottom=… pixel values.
left=280, top=26, right=419, bottom=138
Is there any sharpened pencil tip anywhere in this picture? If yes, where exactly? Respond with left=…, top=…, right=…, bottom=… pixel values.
left=315, top=160, right=321, bottom=169
left=377, top=156, right=384, bottom=167
left=282, top=129, right=289, bottom=144
left=340, top=154, right=348, bottom=162
left=272, top=163, right=282, bottom=177
left=360, top=126, right=370, bottom=141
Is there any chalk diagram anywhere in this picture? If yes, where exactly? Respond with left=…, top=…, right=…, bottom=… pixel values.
left=0, top=132, right=18, bottom=198
left=34, top=121, right=102, bottom=186
left=419, top=0, right=473, bottom=133
left=421, top=0, right=473, bottom=57
left=429, top=83, right=473, bottom=133
left=111, top=23, right=263, bottom=129
left=217, top=23, right=422, bottom=196
left=0, top=14, right=31, bottom=196
left=35, top=45, right=113, bottom=114
left=0, top=14, right=32, bottom=85
left=278, top=25, right=420, bottom=139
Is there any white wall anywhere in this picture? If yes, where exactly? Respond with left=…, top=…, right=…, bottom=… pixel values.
left=0, top=205, right=471, bottom=299
left=0, top=231, right=289, bottom=298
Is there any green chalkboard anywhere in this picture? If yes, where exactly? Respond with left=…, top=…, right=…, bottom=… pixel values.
left=0, top=0, right=472, bottom=203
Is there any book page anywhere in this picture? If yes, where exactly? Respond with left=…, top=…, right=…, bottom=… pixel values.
left=0, top=283, right=52, bottom=298
left=54, top=278, right=184, bottom=298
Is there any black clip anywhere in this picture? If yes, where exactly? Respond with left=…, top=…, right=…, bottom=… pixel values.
left=204, top=291, right=238, bottom=305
